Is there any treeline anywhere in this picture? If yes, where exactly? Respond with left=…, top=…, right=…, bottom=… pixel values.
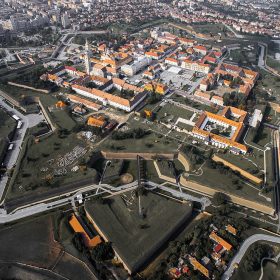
left=111, top=128, right=150, bottom=140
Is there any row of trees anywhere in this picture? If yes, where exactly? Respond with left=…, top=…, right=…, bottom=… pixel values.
left=111, top=128, right=149, bottom=140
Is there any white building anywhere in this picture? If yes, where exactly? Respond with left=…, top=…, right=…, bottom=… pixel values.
left=121, top=56, right=152, bottom=76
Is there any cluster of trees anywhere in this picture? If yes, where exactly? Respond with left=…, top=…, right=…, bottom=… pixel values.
left=72, top=232, right=115, bottom=280
left=148, top=209, right=250, bottom=280
left=12, top=66, right=57, bottom=91
left=111, top=128, right=149, bottom=140
left=147, top=93, right=162, bottom=105
left=243, top=243, right=272, bottom=271
left=223, top=91, right=246, bottom=108
left=183, top=145, right=208, bottom=166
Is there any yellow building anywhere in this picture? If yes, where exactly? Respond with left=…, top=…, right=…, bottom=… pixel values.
left=87, top=115, right=106, bottom=128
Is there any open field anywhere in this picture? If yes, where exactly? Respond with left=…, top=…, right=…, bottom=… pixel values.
left=217, top=153, right=261, bottom=176
left=0, top=108, right=17, bottom=140
left=267, top=57, right=280, bottom=72
left=7, top=131, right=97, bottom=200
left=0, top=83, right=76, bottom=129
left=168, top=22, right=233, bottom=39
left=155, top=103, right=195, bottom=123
left=0, top=264, right=63, bottom=280
left=101, top=128, right=179, bottom=153
left=189, top=162, right=272, bottom=207
left=0, top=212, right=97, bottom=280
left=257, top=69, right=280, bottom=101
left=85, top=191, right=192, bottom=273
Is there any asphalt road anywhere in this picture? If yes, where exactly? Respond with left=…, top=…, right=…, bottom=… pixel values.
left=146, top=180, right=211, bottom=210
left=0, top=181, right=138, bottom=224
left=0, top=96, right=45, bottom=201
left=3, top=177, right=97, bottom=213
left=222, top=233, right=280, bottom=280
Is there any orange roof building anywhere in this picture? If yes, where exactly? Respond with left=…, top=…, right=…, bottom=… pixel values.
left=69, top=214, right=102, bottom=248
left=72, top=82, right=147, bottom=112
left=55, top=101, right=66, bottom=108
left=67, top=94, right=102, bottom=111
left=209, top=231, right=232, bottom=251
left=226, top=225, right=237, bottom=236
left=194, top=90, right=211, bottom=101
left=87, top=115, right=106, bottom=128
left=192, top=106, right=248, bottom=154
left=189, top=256, right=209, bottom=278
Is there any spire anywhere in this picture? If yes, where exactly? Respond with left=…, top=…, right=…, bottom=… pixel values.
left=84, top=39, right=91, bottom=75
left=85, top=38, right=89, bottom=51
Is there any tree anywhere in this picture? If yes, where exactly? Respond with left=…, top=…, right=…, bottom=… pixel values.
left=91, top=242, right=114, bottom=262
left=72, top=233, right=84, bottom=252
left=212, top=192, right=228, bottom=206
left=244, top=243, right=272, bottom=271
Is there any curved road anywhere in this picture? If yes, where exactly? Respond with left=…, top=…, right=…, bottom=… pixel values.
left=222, top=233, right=280, bottom=280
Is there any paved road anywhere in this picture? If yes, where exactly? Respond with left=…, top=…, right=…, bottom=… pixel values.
left=258, top=44, right=266, bottom=68
left=0, top=181, right=138, bottom=224
left=273, top=130, right=280, bottom=232
left=0, top=96, right=45, bottom=201
left=146, top=181, right=211, bottom=210
left=222, top=234, right=280, bottom=280
left=223, top=24, right=244, bottom=39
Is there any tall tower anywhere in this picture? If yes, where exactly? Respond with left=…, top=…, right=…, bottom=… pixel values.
left=84, top=39, right=91, bottom=75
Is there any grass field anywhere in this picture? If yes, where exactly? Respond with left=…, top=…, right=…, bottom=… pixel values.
left=85, top=191, right=192, bottom=273
left=168, top=22, right=233, bottom=39
left=267, top=57, right=280, bottom=72
left=156, top=103, right=194, bottom=124
left=190, top=162, right=272, bottom=207
left=101, top=128, right=179, bottom=153
left=0, top=83, right=76, bottom=129
left=7, top=131, right=96, bottom=200
left=257, top=69, right=280, bottom=101
left=0, top=109, right=17, bottom=141
left=0, top=212, right=97, bottom=280
left=217, top=153, right=261, bottom=175
left=191, top=23, right=231, bottom=37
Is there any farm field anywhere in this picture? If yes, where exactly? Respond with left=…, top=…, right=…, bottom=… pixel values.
left=0, top=213, right=96, bottom=280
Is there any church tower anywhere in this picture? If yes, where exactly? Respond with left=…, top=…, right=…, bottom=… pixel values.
left=84, top=39, right=91, bottom=75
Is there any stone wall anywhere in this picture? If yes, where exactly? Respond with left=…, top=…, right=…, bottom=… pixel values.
left=8, top=82, right=50, bottom=94
left=180, top=177, right=274, bottom=215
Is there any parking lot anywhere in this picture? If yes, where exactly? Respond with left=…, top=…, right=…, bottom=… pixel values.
left=160, top=66, right=197, bottom=89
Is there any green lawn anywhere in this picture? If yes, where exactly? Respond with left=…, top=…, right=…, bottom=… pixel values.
left=101, top=129, right=179, bottom=153
left=7, top=131, right=96, bottom=200
left=217, top=152, right=261, bottom=175
left=267, top=57, right=280, bottom=72
left=156, top=103, right=194, bottom=123
left=228, top=47, right=258, bottom=66
left=0, top=108, right=16, bottom=140
left=189, top=163, right=272, bottom=207
left=85, top=191, right=193, bottom=273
